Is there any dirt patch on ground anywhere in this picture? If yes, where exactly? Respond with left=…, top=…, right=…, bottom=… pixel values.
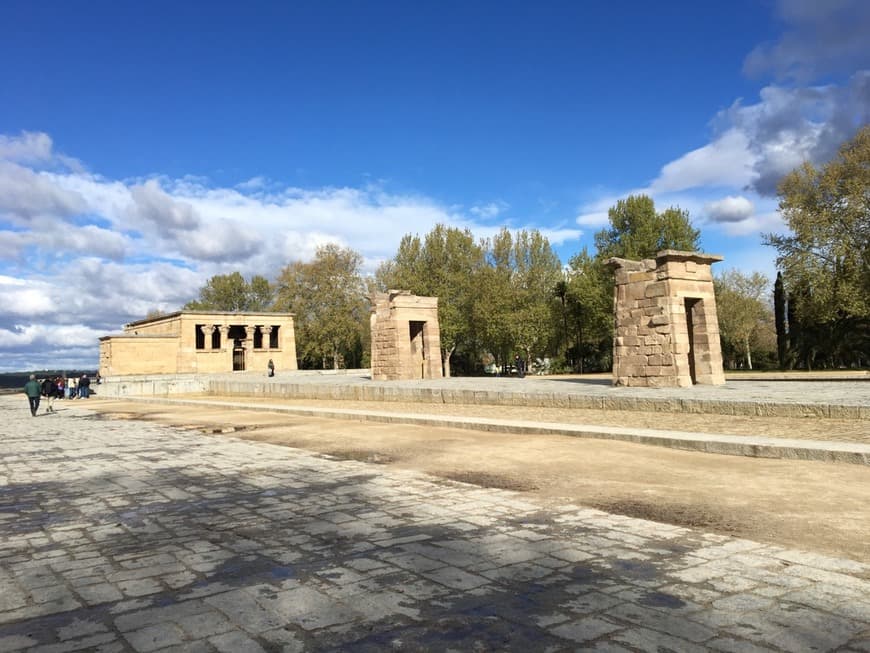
left=589, top=498, right=746, bottom=533
left=179, top=395, right=870, bottom=443
left=434, top=470, right=540, bottom=492
left=323, top=449, right=396, bottom=465
left=84, top=398, right=870, bottom=563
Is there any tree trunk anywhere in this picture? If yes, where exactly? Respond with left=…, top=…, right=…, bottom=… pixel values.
left=774, top=271, right=787, bottom=369
left=744, top=336, right=753, bottom=370
left=442, top=345, right=455, bottom=378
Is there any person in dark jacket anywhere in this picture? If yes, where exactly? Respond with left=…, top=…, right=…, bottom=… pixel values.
left=23, top=374, right=41, bottom=416
left=41, top=376, right=58, bottom=413
left=78, top=374, right=91, bottom=399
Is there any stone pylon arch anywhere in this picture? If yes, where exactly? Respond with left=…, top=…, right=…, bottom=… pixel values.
left=607, top=250, right=725, bottom=387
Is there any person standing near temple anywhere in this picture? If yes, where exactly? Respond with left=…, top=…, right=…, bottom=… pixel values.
left=267, top=359, right=275, bottom=377
left=23, top=374, right=41, bottom=417
left=78, top=374, right=91, bottom=399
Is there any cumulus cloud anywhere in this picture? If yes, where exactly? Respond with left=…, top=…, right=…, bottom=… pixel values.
left=0, top=161, right=87, bottom=221
left=723, top=73, right=870, bottom=195
left=0, top=131, right=585, bottom=370
left=704, top=196, right=755, bottom=223
left=644, top=73, right=869, bottom=198
left=127, top=180, right=201, bottom=232
left=0, top=276, right=56, bottom=317
left=634, top=0, right=870, bottom=201
left=0, top=131, right=55, bottom=163
left=649, top=130, right=755, bottom=194
left=179, top=220, right=263, bottom=263
left=744, top=0, right=870, bottom=81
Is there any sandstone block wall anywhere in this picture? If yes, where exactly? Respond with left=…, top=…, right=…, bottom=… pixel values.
left=100, top=311, right=298, bottom=377
left=607, top=250, right=725, bottom=388
left=371, top=291, right=443, bottom=381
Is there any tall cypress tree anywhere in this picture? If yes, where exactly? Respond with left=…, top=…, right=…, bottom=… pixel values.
left=774, top=272, right=787, bottom=369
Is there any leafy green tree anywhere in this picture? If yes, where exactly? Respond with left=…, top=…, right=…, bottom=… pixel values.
left=564, top=248, right=613, bottom=373
left=714, top=270, right=773, bottom=370
left=184, top=272, right=274, bottom=311
left=480, top=228, right=562, bottom=370
left=377, top=225, right=486, bottom=376
left=764, top=125, right=870, bottom=367
left=579, top=195, right=703, bottom=373
left=274, top=244, right=368, bottom=369
left=594, top=194, right=701, bottom=260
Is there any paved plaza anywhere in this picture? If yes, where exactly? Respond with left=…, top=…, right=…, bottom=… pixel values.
left=1, top=395, right=869, bottom=652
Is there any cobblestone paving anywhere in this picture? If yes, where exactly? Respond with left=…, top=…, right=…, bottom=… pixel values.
left=2, top=397, right=869, bottom=652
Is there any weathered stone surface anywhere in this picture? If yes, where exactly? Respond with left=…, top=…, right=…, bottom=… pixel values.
left=99, top=311, right=298, bottom=377
left=607, top=251, right=725, bottom=388
left=370, top=291, right=443, bottom=381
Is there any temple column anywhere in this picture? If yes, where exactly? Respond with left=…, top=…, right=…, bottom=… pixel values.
left=198, top=325, right=209, bottom=350
left=218, top=325, right=230, bottom=350
left=245, top=324, right=256, bottom=355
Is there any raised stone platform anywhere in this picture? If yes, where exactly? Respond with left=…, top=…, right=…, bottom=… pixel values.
left=97, top=370, right=870, bottom=419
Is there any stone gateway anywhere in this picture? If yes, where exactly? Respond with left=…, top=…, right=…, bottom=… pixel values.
left=370, top=291, right=443, bottom=381
left=607, top=250, right=725, bottom=387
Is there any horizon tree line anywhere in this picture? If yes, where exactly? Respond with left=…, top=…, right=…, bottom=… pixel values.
left=169, top=127, right=869, bottom=374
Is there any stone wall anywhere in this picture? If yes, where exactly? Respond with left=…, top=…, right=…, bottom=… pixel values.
left=100, top=311, right=298, bottom=376
left=607, top=250, right=725, bottom=387
left=370, top=291, right=443, bottom=381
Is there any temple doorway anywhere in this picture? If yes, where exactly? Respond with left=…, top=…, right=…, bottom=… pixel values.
left=684, top=298, right=701, bottom=384
left=233, top=345, right=246, bottom=371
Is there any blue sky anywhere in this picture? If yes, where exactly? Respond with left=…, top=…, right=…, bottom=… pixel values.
left=0, top=0, right=868, bottom=371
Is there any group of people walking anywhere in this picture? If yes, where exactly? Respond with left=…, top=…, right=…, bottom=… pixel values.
left=23, top=372, right=98, bottom=417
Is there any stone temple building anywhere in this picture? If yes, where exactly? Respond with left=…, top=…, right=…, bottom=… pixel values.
left=370, top=291, right=442, bottom=381
left=606, top=250, right=725, bottom=387
left=99, top=311, right=298, bottom=376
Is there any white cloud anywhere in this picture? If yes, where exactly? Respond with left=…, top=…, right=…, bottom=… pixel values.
left=127, top=180, right=201, bottom=232
left=0, top=161, right=87, bottom=221
left=575, top=210, right=609, bottom=228
left=722, top=73, right=870, bottom=195
left=744, top=0, right=870, bottom=81
left=704, top=196, right=755, bottom=223
left=0, top=275, right=56, bottom=316
left=470, top=201, right=508, bottom=219
left=649, top=129, right=755, bottom=193
left=0, top=131, right=55, bottom=163
left=0, top=131, right=586, bottom=370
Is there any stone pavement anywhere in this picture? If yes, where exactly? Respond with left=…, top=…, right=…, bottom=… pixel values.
left=1, top=396, right=869, bottom=652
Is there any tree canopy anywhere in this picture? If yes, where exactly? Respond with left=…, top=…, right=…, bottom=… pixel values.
left=274, top=244, right=369, bottom=369
left=714, top=270, right=774, bottom=370
left=562, top=248, right=613, bottom=372
left=184, top=272, right=274, bottom=312
left=765, top=125, right=870, bottom=367
left=377, top=224, right=485, bottom=376
left=594, top=194, right=701, bottom=260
